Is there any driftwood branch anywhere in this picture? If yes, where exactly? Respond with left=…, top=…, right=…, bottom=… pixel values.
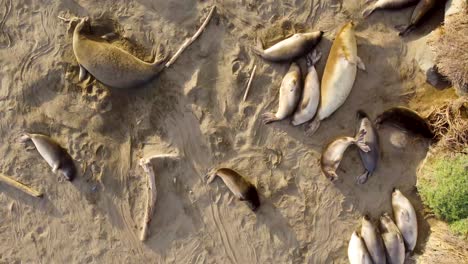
left=243, top=64, right=257, bottom=102
left=139, top=153, right=179, bottom=241
left=165, top=5, right=216, bottom=68
left=0, top=173, right=42, bottom=198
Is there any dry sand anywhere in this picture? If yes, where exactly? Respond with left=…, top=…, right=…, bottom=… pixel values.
left=0, top=0, right=464, bottom=263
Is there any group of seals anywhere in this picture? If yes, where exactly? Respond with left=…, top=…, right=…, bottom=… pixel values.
left=348, top=189, right=418, bottom=264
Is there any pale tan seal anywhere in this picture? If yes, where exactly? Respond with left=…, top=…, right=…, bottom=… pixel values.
left=361, top=215, right=387, bottom=264
left=380, top=213, right=405, bottom=264
left=307, top=22, right=365, bottom=135
left=292, top=49, right=322, bottom=126
left=362, top=0, right=419, bottom=18
left=348, top=231, right=373, bottom=264
left=253, top=31, right=323, bottom=62
left=262, top=63, right=302, bottom=124
left=392, top=189, right=418, bottom=252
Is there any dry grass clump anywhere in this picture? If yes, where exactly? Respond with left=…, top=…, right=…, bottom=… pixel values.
left=429, top=5, right=468, bottom=95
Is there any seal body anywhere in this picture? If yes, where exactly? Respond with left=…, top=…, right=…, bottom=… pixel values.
left=263, top=63, right=302, bottom=124
left=362, top=0, right=419, bottom=18
left=374, top=106, right=434, bottom=138
left=348, top=231, right=373, bottom=264
left=72, top=18, right=166, bottom=89
left=307, top=22, right=365, bottom=135
left=380, top=213, right=405, bottom=264
left=253, top=31, right=323, bottom=62
left=320, top=129, right=370, bottom=181
left=292, top=50, right=322, bottom=126
left=361, top=215, right=387, bottom=264
left=399, top=0, right=437, bottom=36
left=207, top=168, right=260, bottom=211
left=20, top=133, right=76, bottom=181
left=392, top=189, right=418, bottom=251
left=355, top=110, right=379, bottom=184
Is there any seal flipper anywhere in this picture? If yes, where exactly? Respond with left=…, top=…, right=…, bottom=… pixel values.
left=356, top=56, right=366, bottom=71
left=79, top=65, right=88, bottom=82
left=362, top=4, right=378, bottom=18
left=354, top=129, right=371, bottom=152
left=306, top=116, right=321, bottom=136
left=262, top=112, right=279, bottom=124
left=356, top=170, right=371, bottom=184
left=252, top=37, right=265, bottom=58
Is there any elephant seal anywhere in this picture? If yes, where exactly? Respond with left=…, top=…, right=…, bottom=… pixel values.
left=69, top=17, right=167, bottom=89
left=307, top=22, right=365, bottom=135
left=380, top=213, right=406, bottom=264
left=320, top=129, right=370, bottom=182
left=19, top=133, right=76, bottom=181
left=362, top=0, right=419, bottom=18
left=374, top=106, right=434, bottom=139
left=292, top=50, right=322, bottom=126
left=253, top=31, right=323, bottom=62
left=361, top=215, right=387, bottom=264
left=392, top=189, right=418, bottom=251
left=348, top=231, right=373, bottom=264
left=355, top=110, right=379, bottom=184
left=399, top=0, right=437, bottom=36
left=207, top=168, right=260, bottom=211
left=263, top=63, right=302, bottom=124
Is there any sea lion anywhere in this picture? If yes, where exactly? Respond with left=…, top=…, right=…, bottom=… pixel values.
left=291, top=50, right=322, bottom=126
left=307, top=22, right=365, bottom=135
left=380, top=213, right=406, bottom=264
left=374, top=106, right=434, bottom=139
left=361, top=215, right=387, bottom=264
left=253, top=31, right=323, bottom=62
left=207, top=168, right=260, bottom=211
left=355, top=110, right=380, bottom=184
left=392, top=189, right=418, bottom=251
left=362, top=0, right=419, bottom=18
left=399, top=0, right=437, bottom=36
left=19, top=133, right=76, bottom=181
left=320, top=129, right=371, bottom=182
left=262, top=63, right=302, bottom=124
left=69, top=17, right=167, bottom=89
left=348, top=231, right=373, bottom=264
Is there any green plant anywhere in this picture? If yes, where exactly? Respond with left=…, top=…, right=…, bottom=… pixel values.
left=418, top=153, right=468, bottom=236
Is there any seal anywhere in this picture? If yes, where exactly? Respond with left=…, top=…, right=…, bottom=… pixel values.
left=399, top=0, right=437, bottom=36
left=392, top=189, right=418, bottom=252
left=348, top=231, right=373, bottom=264
left=374, top=106, right=434, bottom=139
left=262, top=63, right=302, bottom=124
left=362, top=0, right=419, bottom=18
left=380, top=213, right=405, bottom=264
left=207, top=168, right=260, bottom=211
left=19, top=133, right=76, bottom=181
left=292, top=49, right=322, bottom=126
left=307, top=22, right=365, bottom=135
left=69, top=17, right=167, bottom=89
left=320, top=129, right=370, bottom=182
left=361, top=215, right=387, bottom=264
left=253, top=31, right=323, bottom=62
left=355, top=110, right=379, bottom=184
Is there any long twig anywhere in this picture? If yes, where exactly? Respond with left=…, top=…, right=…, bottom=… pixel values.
left=139, top=153, right=179, bottom=241
left=0, top=173, right=42, bottom=198
left=165, top=5, right=216, bottom=68
left=243, top=64, right=257, bottom=102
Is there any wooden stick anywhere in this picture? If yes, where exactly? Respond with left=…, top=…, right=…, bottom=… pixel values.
left=139, top=153, right=179, bottom=241
left=0, top=173, right=43, bottom=198
left=243, top=64, right=257, bottom=102
left=165, top=6, right=216, bottom=68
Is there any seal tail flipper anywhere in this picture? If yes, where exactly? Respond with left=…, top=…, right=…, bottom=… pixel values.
left=362, top=5, right=377, bottom=18
left=262, top=112, right=279, bottom=124
left=356, top=170, right=371, bottom=184
left=18, top=133, right=32, bottom=143
left=306, top=116, right=321, bottom=136
left=306, top=49, right=322, bottom=67
left=79, top=65, right=88, bottom=82
left=252, top=37, right=265, bottom=57
left=354, top=129, right=371, bottom=152
left=356, top=56, right=366, bottom=71
left=397, top=24, right=415, bottom=36
left=206, top=171, right=218, bottom=184
left=152, top=44, right=169, bottom=69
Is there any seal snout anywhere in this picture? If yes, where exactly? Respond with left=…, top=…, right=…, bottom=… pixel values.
left=363, top=214, right=370, bottom=221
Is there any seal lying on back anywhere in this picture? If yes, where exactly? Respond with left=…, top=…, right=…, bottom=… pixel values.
left=380, top=213, right=405, bottom=264
left=20, top=133, right=76, bottom=181
left=262, top=63, right=302, bottom=124
left=292, top=50, right=322, bottom=126
left=362, top=0, right=419, bottom=18
left=253, top=31, right=323, bottom=62
left=399, top=0, right=437, bottom=36
left=361, top=215, right=387, bottom=264
left=374, top=106, right=434, bottom=139
left=320, top=129, right=370, bottom=182
left=348, top=231, right=373, bottom=264
left=392, top=189, right=418, bottom=252
left=307, top=22, right=365, bottom=135
left=207, top=168, right=260, bottom=211
left=70, top=17, right=167, bottom=89
left=355, top=110, right=379, bottom=184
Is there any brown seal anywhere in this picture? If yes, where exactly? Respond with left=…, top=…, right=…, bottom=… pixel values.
left=374, top=106, right=434, bottom=138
